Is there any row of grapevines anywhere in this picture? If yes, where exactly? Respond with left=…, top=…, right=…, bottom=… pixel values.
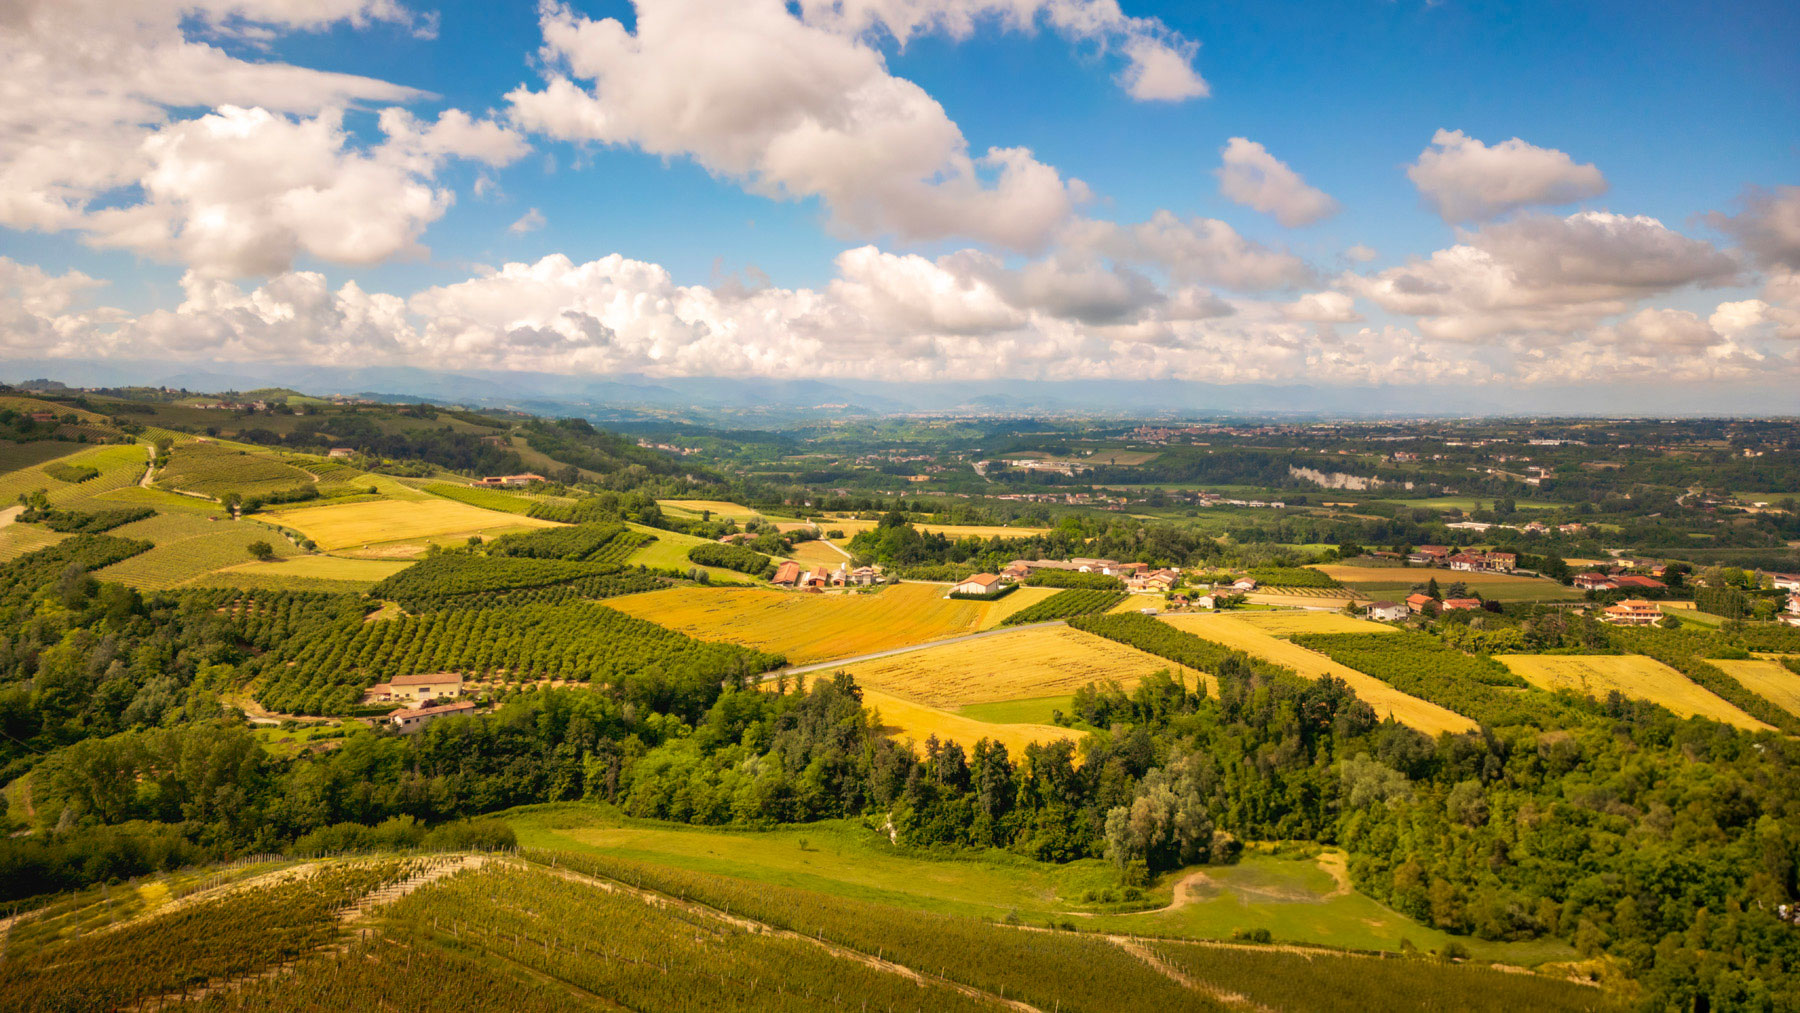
left=1246, top=566, right=1341, bottom=588
left=485, top=522, right=626, bottom=561
left=687, top=541, right=774, bottom=577
left=1000, top=588, right=1127, bottom=625
left=19, top=504, right=155, bottom=532
left=1023, top=570, right=1125, bottom=590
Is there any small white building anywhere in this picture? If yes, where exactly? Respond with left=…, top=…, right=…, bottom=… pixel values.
left=1365, top=601, right=1408, bottom=622
left=950, top=573, right=1002, bottom=596
left=391, top=700, right=477, bottom=734
left=362, top=672, right=464, bottom=705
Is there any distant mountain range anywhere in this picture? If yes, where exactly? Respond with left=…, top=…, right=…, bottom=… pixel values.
left=5, top=358, right=1796, bottom=422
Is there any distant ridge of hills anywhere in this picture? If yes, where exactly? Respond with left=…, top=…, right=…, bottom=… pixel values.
left=5, top=357, right=1797, bottom=422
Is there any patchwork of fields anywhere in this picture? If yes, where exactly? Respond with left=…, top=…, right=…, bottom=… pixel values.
left=842, top=623, right=1207, bottom=709
left=1161, top=613, right=1476, bottom=735
left=269, top=498, right=561, bottom=552
left=1498, top=654, right=1773, bottom=731
left=604, top=582, right=1058, bottom=664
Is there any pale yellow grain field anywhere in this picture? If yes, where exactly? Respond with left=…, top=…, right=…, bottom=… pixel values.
left=860, top=688, right=1080, bottom=757
left=1161, top=613, right=1475, bottom=736
left=1498, top=655, right=1773, bottom=731
left=268, top=498, right=560, bottom=551
left=841, top=624, right=1212, bottom=709
left=1700, top=659, right=1800, bottom=720
left=1224, top=611, right=1397, bottom=636
left=605, top=582, right=1058, bottom=665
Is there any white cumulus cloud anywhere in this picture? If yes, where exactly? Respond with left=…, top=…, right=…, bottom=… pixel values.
left=1215, top=138, right=1339, bottom=227
left=1407, top=129, right=1608, bottom=223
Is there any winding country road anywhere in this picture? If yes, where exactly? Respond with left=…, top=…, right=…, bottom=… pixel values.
left=769, top=620, right=1065, bottom=678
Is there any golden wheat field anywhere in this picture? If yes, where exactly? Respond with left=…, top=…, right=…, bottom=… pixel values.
left=782, top=539, right=850, bottom=568
left=1498, top=655, right=1773, bottom=731
left=1223, top=611, right=1398, bottom=636
left=1161, top=613, right=1475, bottom=735
left=1709, top=659, right=1800, bottom=718
left=840, top=624, right=1211, bottom=709
left=656, top=499, right=766, bottom=520
left=268, top=498, right=560, bottom=551
left=213, top=554, right=413, bottom=585
left=604, top=583, right=1059, bottom=664
left=860, top=687, right=1080, bottom=756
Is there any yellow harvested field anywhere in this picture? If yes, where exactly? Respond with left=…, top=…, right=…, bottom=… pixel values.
left=1243, top=592, right=1367, bottom=610
left=1162, top=614, right=1475, bottom=736
left=1499, top=655, right=1773, bottom=732
left=841, top=624, right=1213, bottom=709
left=605, top=582, right=1058, bottom=664
left=1700, top=659, right=1800, bottom=720
left=213, top=554, right=413, bottom=584
left=861, top=688, right=1080, bottom=756
left=782, top=539, right=849, bottom=569
left=1223, top=611, right=1398, bottom=636
left=657, top=499, right=765, bottom=520
left=268, top=498, right=560, bottom=551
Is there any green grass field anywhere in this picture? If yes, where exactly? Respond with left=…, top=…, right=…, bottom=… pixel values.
left=622, top=522, right=752, bottom=581
left=95, top=513, right=299, bottom=589
left=502, top=803, right=1572, bottom=965
left=956, top=694, right=1073, bottom=725
left=422, top=482, right=538, bottom=514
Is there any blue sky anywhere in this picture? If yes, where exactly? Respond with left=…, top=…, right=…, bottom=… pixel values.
left=2, top=0, right=1796, bottom=398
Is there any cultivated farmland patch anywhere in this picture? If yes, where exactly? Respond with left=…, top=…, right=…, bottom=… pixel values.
left=841, top=623, right=1208, bottom=709
left=861, top=687, right=1080, bottom=756
left=1498, top=654, right=1773, bottom=731
left=1710, top=658, right=1800, bottom=718
left=1161, top=613, right=1475, bottom=735
left=605, top=582, right=1056, bottom=664
left=268, top=498, right=560, bottom=551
